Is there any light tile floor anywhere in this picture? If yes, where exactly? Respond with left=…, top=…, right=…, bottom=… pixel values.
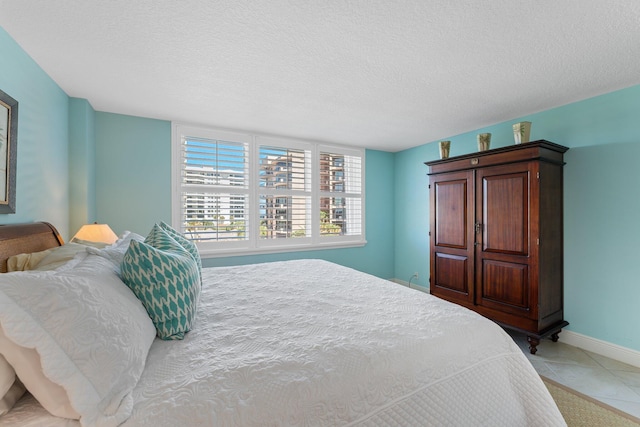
left=509, top=331, right=640, bottom=419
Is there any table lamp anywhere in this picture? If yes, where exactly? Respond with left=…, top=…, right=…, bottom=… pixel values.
left=72, top=222, right=118, bottom=244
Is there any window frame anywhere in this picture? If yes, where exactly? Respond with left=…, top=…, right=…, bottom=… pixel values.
left=172, top=123, right=366, bottom=257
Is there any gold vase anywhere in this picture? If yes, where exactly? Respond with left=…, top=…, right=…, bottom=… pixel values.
left=513, top=122, right=532, bottom=144
left=477, top=133, right=491, bottom=151
left=439, top=141, right=451, bottom=159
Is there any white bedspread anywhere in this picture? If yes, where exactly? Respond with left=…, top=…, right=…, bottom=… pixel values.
left=2, top=259, right=565, bottom=426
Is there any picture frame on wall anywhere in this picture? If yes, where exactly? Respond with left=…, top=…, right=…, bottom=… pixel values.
left=0, top=89, right=17, bottom=214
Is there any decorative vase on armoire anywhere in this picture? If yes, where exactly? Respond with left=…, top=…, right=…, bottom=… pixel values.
left=513, top=121, right=532, bottom=144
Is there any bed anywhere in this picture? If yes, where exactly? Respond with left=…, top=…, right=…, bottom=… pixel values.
left=0, top=222, right=566, bottom=426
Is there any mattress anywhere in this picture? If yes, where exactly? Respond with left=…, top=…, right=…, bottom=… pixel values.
left=1, top=259, right=565, bottom=426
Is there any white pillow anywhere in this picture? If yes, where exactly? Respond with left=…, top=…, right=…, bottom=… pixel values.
left=0, top=253, right=156, bottom=425
left=6, top=249, right=52, bottom=272
left=0, top=379, right=25, bottom=416
left=0, top=332, right=74, bottom=418
left=69, top=238, right=109, bottom=248
left=86, top=230, right=145, bottom=271
left=7, top=242, right=90, bottom=272
left=0, top=355, right=25, bottom=415
left=0, top=354, right=14, bottom=397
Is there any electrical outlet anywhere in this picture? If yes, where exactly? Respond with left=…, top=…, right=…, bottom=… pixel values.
left=412, top=272, right=418, bottom=279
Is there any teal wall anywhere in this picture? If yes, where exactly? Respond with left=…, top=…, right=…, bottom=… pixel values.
left=394, top=84, right=640, bottom=352
left=69, top=97, right=96, bottom=236
left=0, top=27, right=70, bottom=237
left=95, top=112, right=172, bottom=236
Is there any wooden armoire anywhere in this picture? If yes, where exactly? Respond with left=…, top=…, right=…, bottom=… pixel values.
left=425, top=140, right=568, bottom=354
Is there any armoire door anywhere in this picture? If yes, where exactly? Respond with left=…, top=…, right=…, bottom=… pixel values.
left=429, top=170, right=475, bottom=306
left=474, top=161, right=539, bottom=323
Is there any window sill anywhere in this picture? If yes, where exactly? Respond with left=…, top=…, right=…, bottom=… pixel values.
left=199, top=239, right=367, bottom=259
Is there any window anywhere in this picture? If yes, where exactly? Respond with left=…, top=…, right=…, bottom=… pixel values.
left=259, top=143, right=311, bottom=241
left=319, top=151, right=362, bottom=238
left=172, top=124, right=365, bottom=256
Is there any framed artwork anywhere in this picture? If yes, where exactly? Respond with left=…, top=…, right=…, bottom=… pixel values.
left=0, top=89, right=17, bottom=214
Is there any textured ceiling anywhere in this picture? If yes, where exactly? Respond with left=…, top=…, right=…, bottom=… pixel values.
left=1, top=1, right=639, bottom=152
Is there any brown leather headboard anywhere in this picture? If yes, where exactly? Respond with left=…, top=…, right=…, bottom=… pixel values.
left=0, top=222, right=64, bottom=272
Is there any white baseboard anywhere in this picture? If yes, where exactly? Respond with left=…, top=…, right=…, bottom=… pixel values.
left=560, top=330, right=640, bottom=369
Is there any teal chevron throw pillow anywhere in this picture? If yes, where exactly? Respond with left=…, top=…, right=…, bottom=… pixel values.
left=121, top=235, right=200, bottom=340
left=158, top=222, right=202, bottom=278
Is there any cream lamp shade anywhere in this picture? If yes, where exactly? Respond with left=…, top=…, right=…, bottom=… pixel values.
left=72, top=223, right=118, bottom=244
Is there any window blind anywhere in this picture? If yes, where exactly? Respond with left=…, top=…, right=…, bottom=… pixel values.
left=179, top=136, right=249, bottom=242
left=319, top=151, right=362, bottom=237
left=259, top=145, right=311, bottom=240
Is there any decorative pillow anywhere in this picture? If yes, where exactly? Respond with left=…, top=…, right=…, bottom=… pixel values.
left=159, top=221, right=202, bottom=278
left=121, top=227, right=200, bottom=340
left=0, top=253, right=156, bottom=424
left=0, top=355, right=25, bottom=416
